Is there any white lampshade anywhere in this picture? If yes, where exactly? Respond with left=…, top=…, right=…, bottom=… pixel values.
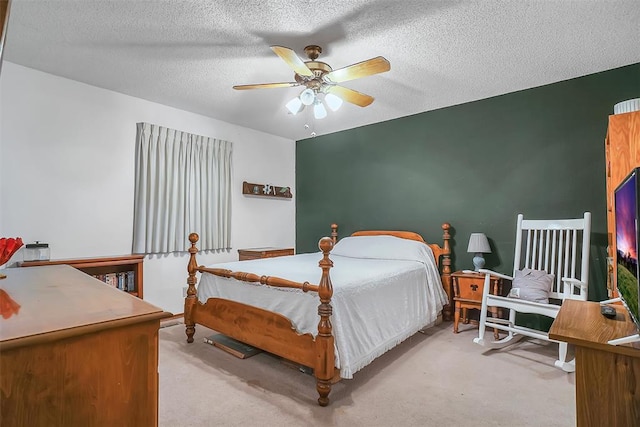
left=325, top=93, right=343, bottom=112
left=299, top=88, right=316, bottom=106
left=285, top=97, right=303, bottom=115
left=468, top=232, right=490, bottom=271
left=313, top=100, right=327, bottom=119
left=467, top=233, right=491, bottom=253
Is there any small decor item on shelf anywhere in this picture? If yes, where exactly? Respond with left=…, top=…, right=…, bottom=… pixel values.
left=242, top=181, right=292, bottom=198
left=23, top=241, right=50, bottom=262
left=0, top=237, right=24, bottom=279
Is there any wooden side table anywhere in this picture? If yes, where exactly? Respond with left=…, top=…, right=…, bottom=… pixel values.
left=452, top=271, right=503, bottom=339
left=237, top=247, right=294, bottom=261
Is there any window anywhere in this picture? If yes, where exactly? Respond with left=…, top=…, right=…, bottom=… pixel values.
left=132, top=122, right=232, bottom=254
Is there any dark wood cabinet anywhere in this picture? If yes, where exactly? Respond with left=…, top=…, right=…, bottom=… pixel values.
left=20, top=254, right=144, bottom=298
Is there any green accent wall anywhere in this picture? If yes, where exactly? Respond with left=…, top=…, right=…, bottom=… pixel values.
left=296, top=63, right=640, bottom=301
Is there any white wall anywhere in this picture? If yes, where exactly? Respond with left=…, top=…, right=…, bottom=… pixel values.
left=0, top=62, right=296, bottom=314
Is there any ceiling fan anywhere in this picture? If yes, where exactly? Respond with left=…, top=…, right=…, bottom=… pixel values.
left=233, top=45, right=390, bottom=118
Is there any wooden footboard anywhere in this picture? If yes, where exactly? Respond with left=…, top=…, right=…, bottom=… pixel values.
left=184, top=233, right=337, bottom=406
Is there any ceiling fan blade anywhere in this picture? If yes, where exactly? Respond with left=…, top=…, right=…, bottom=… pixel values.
left=327, top=86, right=374, bottom=107
left=271, top=46, right=314, bottom=78
left=324, top=56, right=390, bottom=83
left=233, top=82, right=299, bottom=90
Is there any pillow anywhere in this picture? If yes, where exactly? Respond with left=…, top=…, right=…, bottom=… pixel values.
left=331, top=235, right=434, bottom=265
left=507, top=268, right=555, bottom=304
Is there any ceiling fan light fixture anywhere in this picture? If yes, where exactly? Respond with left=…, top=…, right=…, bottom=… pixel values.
left=299, top=88, right=316, bottom=106
left=234, top=45, right=389, bottom=120
left=325, top=93, right=343, bottom=112
left=313, top=100, right=327, bottom=119
left=285, top=97, right=303, bottom=115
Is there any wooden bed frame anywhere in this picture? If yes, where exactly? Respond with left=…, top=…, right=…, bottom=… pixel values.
left=184, top=223, right=452, bottom=406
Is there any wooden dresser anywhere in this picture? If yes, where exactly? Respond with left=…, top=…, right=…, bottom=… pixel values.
left=549, top=299, right=640, bottom=426
left=238, top=247, right=294, bottom=261
left=0, top=266, right=168, bottom=427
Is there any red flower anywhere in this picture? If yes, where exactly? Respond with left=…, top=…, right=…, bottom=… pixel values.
left=0, top=237, right=23, bottom=266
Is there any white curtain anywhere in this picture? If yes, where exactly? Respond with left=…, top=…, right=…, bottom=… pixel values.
left=133, top=123, right=232, bottom=254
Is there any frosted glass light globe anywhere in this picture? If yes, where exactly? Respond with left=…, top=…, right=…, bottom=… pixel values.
left=285, top=97, right=303, bottom=114
left=313, top=100, right=327, bottom=119
left=299, top=88, right=316, bottom=106
left=325, top=93, right=343, bottom=111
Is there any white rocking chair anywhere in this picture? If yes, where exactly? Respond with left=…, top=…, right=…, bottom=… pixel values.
left=473, top=212, right=591, bottom=372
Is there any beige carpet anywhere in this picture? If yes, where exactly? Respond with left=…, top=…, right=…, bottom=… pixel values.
left=159, top=321, right=575, bottom=426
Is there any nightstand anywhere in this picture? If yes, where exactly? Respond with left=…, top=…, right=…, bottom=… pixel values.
left=237, top=247, right=294, bottom=261
left=452, top=270, right=504, bottom=339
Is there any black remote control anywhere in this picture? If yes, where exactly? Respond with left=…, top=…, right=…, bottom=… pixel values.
left=601, top=305, right=617, bottom=319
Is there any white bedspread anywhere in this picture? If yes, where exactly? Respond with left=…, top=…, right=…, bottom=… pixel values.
left=197, top=235, right=448, bottom=378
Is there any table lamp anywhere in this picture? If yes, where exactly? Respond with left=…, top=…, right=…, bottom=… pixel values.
left=467, top=233, right=491, bottom=271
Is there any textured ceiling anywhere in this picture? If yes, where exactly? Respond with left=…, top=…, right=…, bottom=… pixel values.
left=4, top=0, right=640, bottom=141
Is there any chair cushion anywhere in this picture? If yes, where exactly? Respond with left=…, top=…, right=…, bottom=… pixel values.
left=508, top=268, right=555, bottom=304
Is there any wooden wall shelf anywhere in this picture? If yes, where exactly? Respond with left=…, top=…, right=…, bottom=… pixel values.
left=242, top=181, right=292, bottom=198
left=20, top=254, right=144, bottom=299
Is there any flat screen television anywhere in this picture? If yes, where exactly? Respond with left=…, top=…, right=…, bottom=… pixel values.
left=614, top=166, right=640, bottom=337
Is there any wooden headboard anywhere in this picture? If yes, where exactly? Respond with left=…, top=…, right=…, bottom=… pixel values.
left=351, top=230, right=425, bottom=242
left=329, top=224, right=451, bottom=262
left=329, top=223, right=453, bottom=320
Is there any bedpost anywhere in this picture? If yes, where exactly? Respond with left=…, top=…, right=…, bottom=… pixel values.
left=440, top=223, right=453, bottom=321
left=330, top=223, right=338, bottom=244
left=315, top=236, right=335, bottom=407
left=185, top=233, right=200, bottom=343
